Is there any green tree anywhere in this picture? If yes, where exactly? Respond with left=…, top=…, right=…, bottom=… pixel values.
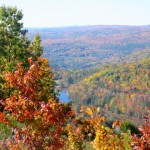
left=0, top=6, right=43, bottom=107
left=0, top=6, right=30, bottom=72
left=28, top=34, right=43, bottom=60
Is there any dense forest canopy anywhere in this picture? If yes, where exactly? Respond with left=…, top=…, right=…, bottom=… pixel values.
left=54, top=48, right=150, bottom=89
left=28, top=25, right=150, bottom=69
left=68, top=58, right=150, bottom=119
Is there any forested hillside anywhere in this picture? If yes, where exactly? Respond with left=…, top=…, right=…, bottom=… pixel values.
left=54, top=48, right=150, bottom=89
left=28, top=25, right=150, bottom=69
left=0, top=6, right=150, bottom=150
left=69, top=58, right=150, bottom=119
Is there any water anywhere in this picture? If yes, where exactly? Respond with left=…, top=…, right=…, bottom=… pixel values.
left=58, top=90, right=71, bottom=103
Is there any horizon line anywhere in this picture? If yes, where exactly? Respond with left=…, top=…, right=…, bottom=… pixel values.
left=25, top=24, right=150, bottom=29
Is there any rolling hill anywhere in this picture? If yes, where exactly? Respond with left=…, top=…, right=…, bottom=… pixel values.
left=28, top=25, right=150, bottom=69
left=68, top=58, right=150, bottom=119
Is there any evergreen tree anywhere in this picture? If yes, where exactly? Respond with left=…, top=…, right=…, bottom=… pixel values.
left=0, top=6, right=43, bottom=105
left=28, top=34, right=43, bottom=60
left=0, top=6, right=30, bottom=72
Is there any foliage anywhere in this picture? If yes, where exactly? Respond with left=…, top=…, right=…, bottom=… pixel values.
left=69, top=58, right=150, bottom=119
left=0, top=6, right=30, bottom=72
left=55, top=67, right=99, bottom=88
left=0, top=122, right=11, bottom=141
left=120, top=121, right=141, bottom=137
left=131, top=107, right=150, bottom=150
left=0, top=6, right=150, bottom=150
left=64, top=107, right=149, bottom=150
left=65, top=106, right=133, bottom=150
left=0, top=59, right=149, bottom=149
left=0, top=59, right=74, bottom=150
left=28, top=34, right=43, bottom=60
left=65, top=123, right=85, bottom=150
left=0, top=6, right=43, bottom=105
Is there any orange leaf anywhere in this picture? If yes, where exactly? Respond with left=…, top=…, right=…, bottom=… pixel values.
left=0, top=112, right=5, bottom=122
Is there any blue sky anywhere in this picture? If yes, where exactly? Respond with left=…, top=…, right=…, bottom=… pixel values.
left=0, top=0, right=150, bottom=27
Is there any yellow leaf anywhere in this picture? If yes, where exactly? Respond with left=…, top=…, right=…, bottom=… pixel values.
left=86, top=108, right=93, bottom=116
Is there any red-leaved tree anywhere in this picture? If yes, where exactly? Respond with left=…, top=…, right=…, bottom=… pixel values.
left=0, top=57, right=74, bottom=150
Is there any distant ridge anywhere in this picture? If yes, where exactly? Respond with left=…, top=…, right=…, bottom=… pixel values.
left=28, top=25, right=150, bottom=69
left=27, top=24, right=150, bottom=29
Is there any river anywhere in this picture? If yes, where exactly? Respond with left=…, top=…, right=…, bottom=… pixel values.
left=58, top=90, right=71, bottom=103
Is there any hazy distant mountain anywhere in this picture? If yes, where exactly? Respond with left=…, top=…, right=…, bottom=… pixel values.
left=28, top=25, right=150, bottom=69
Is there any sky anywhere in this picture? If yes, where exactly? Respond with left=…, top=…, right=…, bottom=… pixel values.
left=0, top=0, right=150, bottom=27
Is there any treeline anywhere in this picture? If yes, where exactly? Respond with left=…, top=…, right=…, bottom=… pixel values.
left=68, top=58, right=150, bottom=119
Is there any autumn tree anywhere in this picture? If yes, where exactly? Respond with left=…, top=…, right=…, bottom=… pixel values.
left=0, top=58, right=74, bottom=150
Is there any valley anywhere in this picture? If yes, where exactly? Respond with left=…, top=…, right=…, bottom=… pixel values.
left=1, top=4, right=150, bottom=148
left=28, top=25, right=150, bottom=122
